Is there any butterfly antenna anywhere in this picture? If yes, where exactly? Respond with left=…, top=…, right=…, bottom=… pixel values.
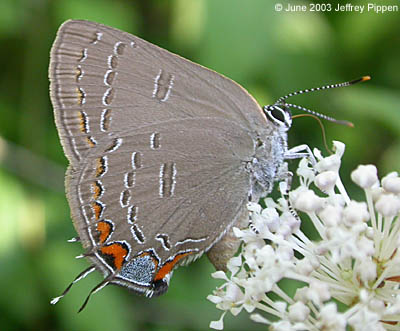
left=287, top=103, right=354, bottom=127
left=50, top=266, right=96, bottom=305
left=78, top=279, right=110, bottom=313
left=276, top=76, right=371, bottom=104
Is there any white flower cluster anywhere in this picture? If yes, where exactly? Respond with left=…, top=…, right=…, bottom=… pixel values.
left=208, top=141, right=400, bottom=330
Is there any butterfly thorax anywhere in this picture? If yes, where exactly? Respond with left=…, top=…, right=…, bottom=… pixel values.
left=249, top=126, right=288, bottom=201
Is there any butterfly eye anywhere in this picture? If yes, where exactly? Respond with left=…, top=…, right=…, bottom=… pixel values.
left=263, top=105, right=292, bottom=130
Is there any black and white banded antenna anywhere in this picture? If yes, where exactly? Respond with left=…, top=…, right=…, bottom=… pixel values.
left=275, top=76, right=371, bottom=126
left=286, top=103, right=354, bottom=127
left=276, top=76, right=370, bottom=104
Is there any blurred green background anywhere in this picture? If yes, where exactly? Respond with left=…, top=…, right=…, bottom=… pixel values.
left=0, top=0, right=399, bottom=330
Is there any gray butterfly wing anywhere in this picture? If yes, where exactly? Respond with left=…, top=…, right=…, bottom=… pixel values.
left=50, top=20, right=273, bottom=294
left=66, top=117, right=253, bottom=292
left=49, top=20, right=269, bottom=167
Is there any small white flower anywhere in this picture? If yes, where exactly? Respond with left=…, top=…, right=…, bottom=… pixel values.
left=247, top=202, right=261, bottom=213
left=209, top=312, right=226, bottom=330
left=291, top=188, right=325, bottom=213
left=261, top=207, right=281, bottom=232
left=296, top=158, right=315, bottom=186
left=288, top=301, right=310, bottom=322
left=315, top=153, right=341, bottom=173
left=332, top=140, right=345, bottom=157
left=295, top=257, right=320, bottom=276
left=318, top=204, right=342, bottom=227
left=351, top=164, right=379, bottom=189
left=382, top=172, right=400, bottom=194
left=208, top=141, right=400, bottom=330
left=269, top=320, right=294, bottom=331
left=375, top=193, right=400, bottom=217
left=318, top=303, right=346, bottom=331
left=307, top=280, right=331, bottom=306
left=315, top=170, right=337, bottom=193
left=211, top=271, right=229, bottom=281
left=342, top=201, right=370, bottom=226
left=357, top=258, right=377, bottom=283
left=314, top=141, right=344, bottom=173
left=249, top=313, right=269, bottom=324
left=281, top=211, right=301, bottom=233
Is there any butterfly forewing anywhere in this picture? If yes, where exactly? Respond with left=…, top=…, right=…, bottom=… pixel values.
left=50, top=20, right=269, bottom=167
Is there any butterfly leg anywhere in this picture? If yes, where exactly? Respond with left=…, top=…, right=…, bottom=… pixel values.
left=274, top=161, right=293, bottom=194
left=285, top=144, right=316, bottom=165
left=278, top=144, right=316, bottom=194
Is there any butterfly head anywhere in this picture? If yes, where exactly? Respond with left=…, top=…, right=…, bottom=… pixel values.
left=262, top=76, right=371, bottom=129
left=263, top=104, right=292, bottom=132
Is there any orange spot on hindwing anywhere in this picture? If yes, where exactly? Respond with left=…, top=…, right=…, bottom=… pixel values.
left=86, top=136, right=96, bottom=147
left=95, top=156, right=107, bottom=177
left=96, top=220, right=113, bottom=244
left=76, top=87, right=85, bottom=105
left=100, top=242, right=129, bottom=270
left=154, top=252, right=193, bottom=281
left=78, top=110, right=88, bottom=133
left=92, top=201, right=104, bottom=220
left=92, top=181, right=103, bottom=199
